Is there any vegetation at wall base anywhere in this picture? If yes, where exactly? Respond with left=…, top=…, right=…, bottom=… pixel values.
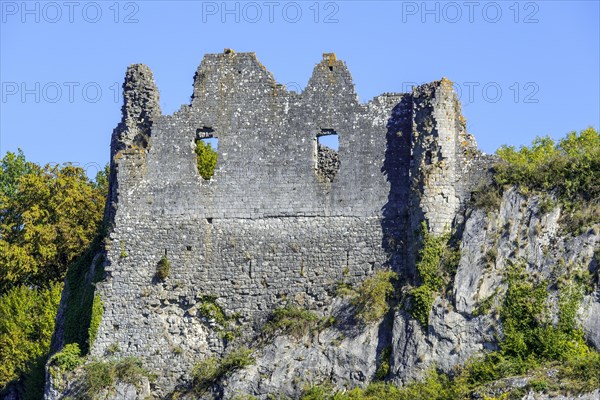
left=261, top=304, right=336, bottom=340
left=192, top=347, right=254, bottom=394
left=81, top=357, right=153, bottom=399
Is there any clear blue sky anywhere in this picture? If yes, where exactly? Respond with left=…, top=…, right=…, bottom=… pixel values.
left=1, top=1, right=599, bottom=176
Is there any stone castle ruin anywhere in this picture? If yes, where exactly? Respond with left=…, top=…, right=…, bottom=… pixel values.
left=52, top=50, right=507, bottom=397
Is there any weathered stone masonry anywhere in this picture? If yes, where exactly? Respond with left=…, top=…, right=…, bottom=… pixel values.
left=93, top=51, right=487, bottom=391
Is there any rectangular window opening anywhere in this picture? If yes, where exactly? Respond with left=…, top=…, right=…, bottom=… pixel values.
left=316, top=129, right=340, bottom=182
left=195, top=128, right=218, bottom=180
left=317, top=129, right=339, bottom=151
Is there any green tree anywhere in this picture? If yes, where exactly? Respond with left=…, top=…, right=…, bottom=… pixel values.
left=0, top=158, right=106, bottom=292
left=0, top=283, right=63, bottom=389
left=0, top=149, right=35, bottom=199
left=195, top=140, right=217, bottom=180
left=0, top=150, right=107, bottom=395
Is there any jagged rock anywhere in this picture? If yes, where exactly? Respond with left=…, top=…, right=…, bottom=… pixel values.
left=389, top=304, right=498, bottom=385
left=223, top=323, right=379, bottom=398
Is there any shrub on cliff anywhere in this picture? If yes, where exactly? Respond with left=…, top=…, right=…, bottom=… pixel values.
left=82, top=357, right=152, bottom=397
left=192, top=347, right=254, bottom=394
left=262, top=304, right=323, bottom=339
left=409, top=222, right=460, bottom=329
left=48, top=343, right=81, bottom=374
left=494, top=127, right=599, bottom=232
left=495, top=127, right=598, bottom=202
left=352, top=270, right=397, bottom=324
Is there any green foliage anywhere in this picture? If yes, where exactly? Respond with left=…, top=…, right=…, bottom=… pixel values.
left=156, top=255, right=171, bottom=281
left=192, top=347, right=254, bottom=394
left=557, top=280, right=585, bottom=334
left=0, top=149, right=107, bottom=393
left=88, top=295, right=104, bottom=348
left=462, top=263, right=594, bottom=387
left=83, top=361, right=113, bottom=396
left=496, top=127, right=599, bottom=201
left=409, top=285, right=435, bottom=328
left=0, top=282, right=62, bottom=388
left=262, top=304, right=322, bottom=339
left=301, top=370, right=465, bottom=400
left=303, top=345, right=600, bottom=399
left=22, top=356, right=47, bottom=400
left=82, top=357, right=151, bottom=399
left=409, top=222, right=460, bottom=328
left=499, top=265, right=590, bottom=367
left=62, top=237, right=105, bottom=354
left=298, top=261, right=600, bottom=399
left=557, top=349, right=600, bottom=393
left=374, top=346, right=392, bottom=381
left=301, top=383, right=337, bottom=400
left=351, top=270, right=397, bottom=324
left=195, top=296, right=242, bottom=344
left=49, top=343, right=81, bottom=373
left=106, top=343, right=120, bottom=356
left=195, top=139, right=218, bottom=180
left=0, top=149, right=34, bottom=198
left=198, top=296, right=227, bottom=326
left=0, top=153, right=106, bottom=292
left=494, top=127, right=599, bottom=231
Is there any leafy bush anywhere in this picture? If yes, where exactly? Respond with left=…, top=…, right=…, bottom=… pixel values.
left=192, top=347, right=254, bottom=393
left=156, top=255, right=171, bottom=281
left=409, top=285, right=435, bottom=328
left=49, top=343, right=81, bottom=373
left=495, top=128, right=599, bottom=202
left=88, top=295, right=104, bottom=348
left=351, top=270, right=397, bottom=324
left=195, top=140, right=218, bottom=180
left=301, top=370, right=466, bottom=400
left=262, top=304, right=321, bottom=339
left=82, top=360, right=115, bottom=396
left=374, top=346, right=392, bottom=381
left=198, top=297, right=227, bottom=326
left=558, top=349, right=600, bottom=392
left=82, top=357, right=152, bottom=398
left=471, top=185, right=502, bottom=212
left=494, top=127, right=599, bottom=231
left=0, top=283, right=63, bottom=388
left=408, top=222, right=459, bottom=328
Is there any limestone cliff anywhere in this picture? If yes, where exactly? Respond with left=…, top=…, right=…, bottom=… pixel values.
left=45, top=51, right=599, bottom=400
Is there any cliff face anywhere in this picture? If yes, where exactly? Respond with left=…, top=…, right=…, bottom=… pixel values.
left=46, top=51, right=599, bottom=400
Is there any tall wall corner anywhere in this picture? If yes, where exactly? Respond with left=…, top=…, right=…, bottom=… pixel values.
left=409, top=78, right=473, bottom=235
left=106, top=64, right=161, bottom=226
left=110, top=64, right=162, bottom=157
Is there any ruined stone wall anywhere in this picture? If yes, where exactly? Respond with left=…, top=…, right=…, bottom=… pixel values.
left=89, top=51, right=489, bottom=393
